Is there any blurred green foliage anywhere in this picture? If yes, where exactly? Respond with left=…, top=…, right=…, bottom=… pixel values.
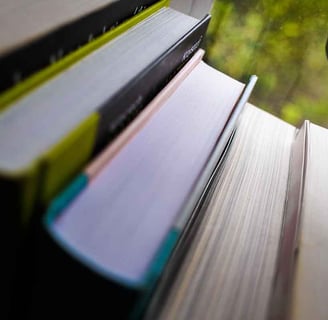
left=204, top=0, right=328, bottom=128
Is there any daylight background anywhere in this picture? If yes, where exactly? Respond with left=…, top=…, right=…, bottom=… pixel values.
left=204, top=0, right=328, bottom=128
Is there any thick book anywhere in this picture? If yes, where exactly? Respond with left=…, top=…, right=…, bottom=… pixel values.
left=0, top=1, right=169, bottom=111
left=143, top=104, right=328, bottom=320
left=0, top=0, right=162, bottom=96
left=8, top=49, right=205, bottom=319
left=24, top=57, right=256, bottom=320
left=3, top=7, right=209, bottom=319
left=0, top=7, right=210, bottom=228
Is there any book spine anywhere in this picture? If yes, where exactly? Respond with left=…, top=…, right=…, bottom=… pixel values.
left=95, top=14, right=211, bottom=152
left=2, top=167, right=39, bottom=318
left=2, top=113, right=98, bottom=316
left=0, top=0, right=161, bottom=95
left=0, top=0, right=169, bottom=111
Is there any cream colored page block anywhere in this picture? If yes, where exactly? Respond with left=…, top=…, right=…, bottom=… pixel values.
left=158, top=104, right=295, bottom=320
left=290, top=123, right=328, bottom=320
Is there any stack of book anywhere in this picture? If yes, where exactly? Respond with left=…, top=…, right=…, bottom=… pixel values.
left=2, top=1, right=328, bottom=320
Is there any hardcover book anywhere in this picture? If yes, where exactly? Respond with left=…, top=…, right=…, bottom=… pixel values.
left=4, top=4, right=211, bottom=317
left=143, top=103, right=328, bottom=320
left=22, top=52, right=256, bottom=320
left=0, top=6, right=210, bottom=227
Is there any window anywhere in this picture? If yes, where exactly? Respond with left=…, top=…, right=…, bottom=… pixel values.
left=205, top=0, right=328, bottom=128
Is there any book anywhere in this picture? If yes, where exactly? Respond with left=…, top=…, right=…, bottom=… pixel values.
left=3, top=5, right=209, bottom=318
left=142, top=103, right=328, bottom=320
left=8, top=49, right=205, bottom=319
left=0, top=7, right=210, bottom=229
left=22, top=53, right=256, bottom=320
left=67, top=49, right=206, bottom=184
left=0, top=0, right=162, bottom=98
